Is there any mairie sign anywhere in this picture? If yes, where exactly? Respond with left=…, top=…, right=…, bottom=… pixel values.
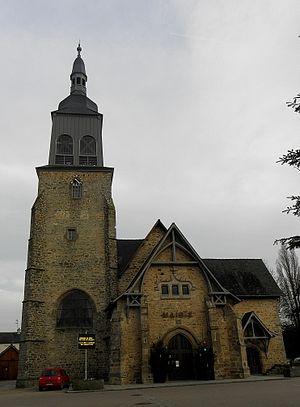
left=78, top=334, right=96, bottom=349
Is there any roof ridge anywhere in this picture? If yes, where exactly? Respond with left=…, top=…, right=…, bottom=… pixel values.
left=204, top=258, right=263, bottom=261
left=117, top=238, right=144, bottom=242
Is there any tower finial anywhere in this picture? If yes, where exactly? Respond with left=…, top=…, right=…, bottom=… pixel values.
left=77, top=41, right=82, bottom=57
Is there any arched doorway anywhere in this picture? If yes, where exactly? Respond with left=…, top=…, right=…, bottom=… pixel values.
left=246, top=347, right=262, bottom=375
left=168, top=334, right=194, bottom=380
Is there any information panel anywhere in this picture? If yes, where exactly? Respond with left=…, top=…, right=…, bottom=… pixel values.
left=78, top=334, right=96, bottom=349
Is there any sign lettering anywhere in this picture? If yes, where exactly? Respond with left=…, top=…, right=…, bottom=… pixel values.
left=161, top=311, right=193, bottom=318
left=78, top=334, right=96, bottom=349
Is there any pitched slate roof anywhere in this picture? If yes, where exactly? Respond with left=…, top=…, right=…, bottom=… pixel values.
left=117, top=239, right=144, bottom=275
left=116, top=228, right=281, bottom=299
left=203, top=259, right=281, bottom=298
left=55, top=94, right=99, bottom=115
left=0, top=332, right=21, bottom=344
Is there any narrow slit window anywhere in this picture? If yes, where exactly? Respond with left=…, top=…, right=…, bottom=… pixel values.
left=172, top=285, right=179, bottom=296
left=67, top=228, right=77, bottom=241
left=182, top=284, right=190, bottom=295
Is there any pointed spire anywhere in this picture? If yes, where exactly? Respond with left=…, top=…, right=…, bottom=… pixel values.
left=70, top=43, right=87, bottom=96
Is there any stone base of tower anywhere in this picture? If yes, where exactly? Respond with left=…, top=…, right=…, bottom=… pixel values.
left=16, top=339, right=46, bottom=388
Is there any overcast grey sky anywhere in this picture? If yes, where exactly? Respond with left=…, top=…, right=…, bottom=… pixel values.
left=1, top=0, right=300, bottom=331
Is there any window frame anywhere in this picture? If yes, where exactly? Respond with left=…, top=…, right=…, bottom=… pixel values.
left=56, top=290, right=94, bottom=328
left=182, top=284, right=190, bottom=296
left=160, top=283, right=191, bottom=298
left=172, top=284, right=179, bottom=296
left=79, top=135, right=97, bottom=166
left=70, top=178, right=82, bottom=199
left=55, top=134, right=74, bottom=165
left=67, top=228, right=77, bottom=241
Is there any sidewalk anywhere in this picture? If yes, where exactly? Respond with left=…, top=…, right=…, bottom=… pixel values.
left=0, top=381, right=17, bottom=390
left=0, top=375, right=287, bottom=393
left=103, top=375, right=287, bottom=391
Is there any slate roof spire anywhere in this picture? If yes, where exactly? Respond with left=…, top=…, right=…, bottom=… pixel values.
left=48, top=44, right=104, bottom=166
left=70, top=42, right=87, bottom=96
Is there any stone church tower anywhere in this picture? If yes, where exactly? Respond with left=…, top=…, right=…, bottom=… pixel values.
left=17, top=45, right=117, bottom=387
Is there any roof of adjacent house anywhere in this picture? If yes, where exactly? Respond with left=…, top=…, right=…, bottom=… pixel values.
left=0, top=332, right=21, bottom=344
left=0, top=344, right=19, bottom=355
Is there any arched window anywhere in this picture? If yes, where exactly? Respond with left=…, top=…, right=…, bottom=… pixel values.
left=79, top=136, right=97, bottom=166
left=57, top=290, right=94, bottom=328
left=55, top=135, right=73, bottom=165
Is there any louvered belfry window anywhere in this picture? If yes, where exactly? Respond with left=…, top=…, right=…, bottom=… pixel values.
left=79, top=135, right=97, bottom=166
left=55, top=134, right=73, bottom=165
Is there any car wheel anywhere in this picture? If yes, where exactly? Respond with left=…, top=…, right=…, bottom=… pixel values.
left=39, top=386, right=43, bottom=391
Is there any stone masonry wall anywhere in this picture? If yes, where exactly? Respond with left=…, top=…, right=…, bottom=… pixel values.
left=138, top=244, right=210, bottom=382
left=207, top=301, right=250, bottom=379
left=234, top=298, right=286, bottom=372
left=17, top=167, right=117, bottom=387
left=118, top=223, right=166, bottom=294
left=119, top=305, right=142, bottom=384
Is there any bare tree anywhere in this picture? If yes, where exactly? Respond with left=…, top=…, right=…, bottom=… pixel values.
left=275, top=245, right=300, bottom=330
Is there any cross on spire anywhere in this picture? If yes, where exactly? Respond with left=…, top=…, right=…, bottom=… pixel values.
left=77, top=42, right=82, bottom=57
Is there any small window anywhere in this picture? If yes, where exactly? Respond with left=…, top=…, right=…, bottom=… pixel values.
left=72, top=78, right=75, bottom=85
left=172, top=285, right=179, bottom=295
left=67, top=228, right=77, bottom=241
left=182, top=284, right=190, bottom=295
left=82, top=79, right=85, bottom=86
left=71, top=178, right=82, bottom=199
left=77, top=77, right=81, bottom=84
left=161, top=285, right=169, bottom=295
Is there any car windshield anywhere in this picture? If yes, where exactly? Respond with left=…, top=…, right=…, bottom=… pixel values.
left=42, top=369, right=58, bottom=377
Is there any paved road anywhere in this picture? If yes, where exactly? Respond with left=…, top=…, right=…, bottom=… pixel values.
left=0, top=378, right=300, bottom=407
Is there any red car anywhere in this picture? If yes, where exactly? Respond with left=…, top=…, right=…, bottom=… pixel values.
left=38, top=368, right=70, bottom=391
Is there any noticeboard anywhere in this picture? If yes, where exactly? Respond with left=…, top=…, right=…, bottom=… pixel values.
left=78, top=334, right=96, bottom=349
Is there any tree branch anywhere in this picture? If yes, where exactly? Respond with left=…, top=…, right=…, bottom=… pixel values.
left=277, top=149, right=300, bottom=169
left=274, top=237, right=300, bottom=250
